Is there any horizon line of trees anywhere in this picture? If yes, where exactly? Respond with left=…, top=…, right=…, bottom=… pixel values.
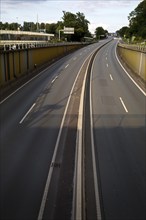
left=1, top=0, right=145, bottom=43
left=0, top=11, right=93, bottom=42
left=117, top=0, right=146, bottom=42
left=0, top=10, right=109, bottom=42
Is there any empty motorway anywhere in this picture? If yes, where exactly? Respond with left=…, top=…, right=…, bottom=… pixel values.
left=0, top=39, right=145, bottom=220
left=85, top=40, right=146, bottom=220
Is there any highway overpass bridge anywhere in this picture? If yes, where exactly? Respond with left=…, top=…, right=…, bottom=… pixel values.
left=0, top=30, right=54, bottom=41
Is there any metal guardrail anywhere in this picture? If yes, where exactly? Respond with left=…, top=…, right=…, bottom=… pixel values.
left=118, top=43, right=146, bottom=53
left=0, top=41, right=89, bottom=51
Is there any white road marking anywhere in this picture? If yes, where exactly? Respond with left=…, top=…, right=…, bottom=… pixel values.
left=80, top=53, right=82, bottom=56
left=51, top=76, right=58, bottom=84
left=0, top=55, right=72, bottom=105
left=110, top=74, right=113, bottom=81
left=90, top=52, right=102, bottom=220
left=74, top=54, right=93, bottom=220
left=106, top=57, right=107, bottom=60
left=73, top=57, right=77, bottom=60
left=115, top=42, right=146, bottom=96
left=37, top=49, right=98, bottom=220
left=19, top=103, right=36, bottom=124
left=106, top=63, right=108, bottom=67
left=119, top=97, right=128, bottom=113
left=65, top=64, right=69, bottom=68
left=72, top=47, right=105, bottom=220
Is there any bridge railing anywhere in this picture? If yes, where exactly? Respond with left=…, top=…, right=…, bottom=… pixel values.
left=0, top=41, right=91, bottom=87
left=0, top=41, right=89, bottom=51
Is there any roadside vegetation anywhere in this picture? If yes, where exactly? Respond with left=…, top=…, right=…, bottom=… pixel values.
left=1, top=0, right=145, bottom=43
left=0, top=11, right=92, bottom=42
left=117, top=0, right=146, bottom=44
left=0, top=9, right=108, bottom=42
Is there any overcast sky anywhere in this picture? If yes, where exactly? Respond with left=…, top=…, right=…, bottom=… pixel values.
left=0, top=0, right=142, bottom=33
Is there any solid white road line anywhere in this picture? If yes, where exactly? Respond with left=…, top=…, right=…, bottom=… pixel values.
left=90, top=52, right=102, bottom=220
left=37, top=49, right=97, bottom=220
left=115, top=42, right=146, bottom=97
left=119, top=97, right=128, bottom=113
left=72, top=48, right=105, bottom=220
left=37, top=62, right=79, bottom=219
left=75, top=54, right=93, bottom=220
left=19, top=103, right=36, bottom=124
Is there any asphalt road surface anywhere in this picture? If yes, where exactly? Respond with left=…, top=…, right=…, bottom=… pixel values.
left=88, top=40, right=146, bottom=220
left=0, top=39, right=145, bottom=220
left=0, top=39, right=109, bottom=220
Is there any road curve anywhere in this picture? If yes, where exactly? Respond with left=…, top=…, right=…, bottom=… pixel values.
left=88, top=39, right=146, bottom=220
left=1, top=38, right=145, bottom=220
left=0, top=39, right=111, bottom=220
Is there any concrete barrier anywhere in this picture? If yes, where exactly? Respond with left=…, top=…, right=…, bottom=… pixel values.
left=117, top=44, right=146, bottom=82
left=0, top=43, right=85, bottom=87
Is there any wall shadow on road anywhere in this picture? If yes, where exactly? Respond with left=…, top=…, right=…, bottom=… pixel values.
left=0, top=112, right=78, bottom=220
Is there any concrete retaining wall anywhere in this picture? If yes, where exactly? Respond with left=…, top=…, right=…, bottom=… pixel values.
left=0, top=44, right=84, bottom=86
left=117, top=44, right=146, bottom=82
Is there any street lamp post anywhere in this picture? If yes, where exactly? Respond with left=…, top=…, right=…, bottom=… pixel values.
left=59, top=29, right=64, bottom=41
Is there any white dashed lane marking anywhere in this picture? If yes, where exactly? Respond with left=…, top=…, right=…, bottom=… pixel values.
left=65, top=64, right=69, bottom=68
left=110, top=74, right=113, bottom=81
left=119, top=97, right=128, bottom=113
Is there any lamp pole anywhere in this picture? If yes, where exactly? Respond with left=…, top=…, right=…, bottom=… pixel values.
left=59, top=29, right=64, bottom=41
left=59, top=30, right=61, bottom=41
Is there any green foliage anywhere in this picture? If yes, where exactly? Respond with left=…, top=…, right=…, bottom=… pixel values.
left=61, top=11, right=91, bottom=41
left=95, top=27, right=108, bottom=39
left=128, top=0, right=146, bottom=39
left=117, top=26, right=130, bottom=38
left=46, top=23, right=57, bottom=34
left=118, top=0, right=146, bottom=41
left=23, top=22, right=37, bottom=31
left=62, top=11, right=77, bottom=27
left=0, top=22, right=20, bottom=30
left=0, top=11, right=92, bottom=42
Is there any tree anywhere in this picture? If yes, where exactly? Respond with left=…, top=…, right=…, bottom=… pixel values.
left=0, top=10, right=92, bottom=41
left=117, top=26, right=130, bottom=38
left=40, top=23, right=45, bottom=29
left=46, top=23, right=57, bottom=34
left=128, top=0, right=146, bottom=39
left=23, top=22, right=35, bottom=31
left=95, top=27, right=107, bottom=39
left=61, top=11, right=91, bottom=41
left=62, top=11, right=77, bottom=28
left=9, top=23, right=18, bottom=30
